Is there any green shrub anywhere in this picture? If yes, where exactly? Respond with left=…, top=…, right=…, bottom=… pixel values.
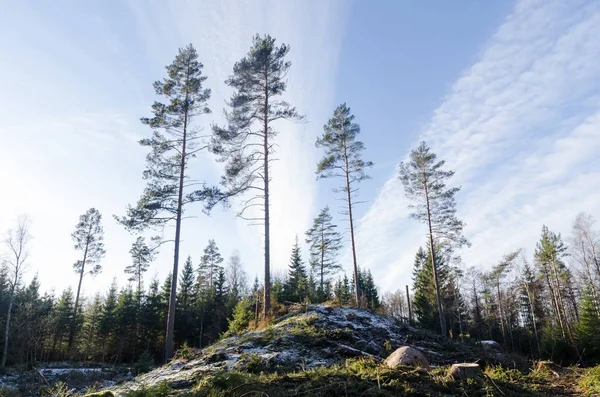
left=123, top=382, right=171, bottom=397
left=384, top=339, right=393, bottom=353
left=177, top=341, right=193, bottom=361
left=228, top=298, right=255, bottom=334
left=83, top=391, right=114, bottom=397
left=41, top=381, right=71, bottom=397
left=238, top=353, right=265, bottom=374
left=134, top=350, right=155, bottom=374
left=579, top=365, right=600, bottom=395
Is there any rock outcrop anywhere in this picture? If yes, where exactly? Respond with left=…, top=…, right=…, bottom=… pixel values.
left=109, top=305, right=481, bottom=394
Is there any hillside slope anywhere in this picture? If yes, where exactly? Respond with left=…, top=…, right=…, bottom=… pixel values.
left=99, top=305, right=585, bottom=397
left=122, top=305, right=483, bottom=390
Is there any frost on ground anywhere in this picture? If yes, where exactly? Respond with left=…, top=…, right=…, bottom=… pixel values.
left=113, top=305, right=484, bottom=393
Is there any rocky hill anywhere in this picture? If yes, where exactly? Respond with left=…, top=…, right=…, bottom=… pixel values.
left=4, top=305, right=591, bottom=396
left=86, top=304, right=592, bottom=397
left=116, top=304, right=482, bottom=393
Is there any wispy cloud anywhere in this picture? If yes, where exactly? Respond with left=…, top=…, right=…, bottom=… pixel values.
left=0, top=0, right=348, bottom=294
left=356, top=0, right=600, bottom=292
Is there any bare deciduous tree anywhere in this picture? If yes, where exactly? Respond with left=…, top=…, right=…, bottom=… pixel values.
left=1, top=215, right=32, bottom=368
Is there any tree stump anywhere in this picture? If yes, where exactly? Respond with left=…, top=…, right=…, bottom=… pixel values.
left=536, top=361, right=561, bottom=377
left=447, top=363, right=482, bottom=381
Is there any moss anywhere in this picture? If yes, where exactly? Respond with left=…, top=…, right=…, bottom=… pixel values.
left=122, top=382, right=172, bottom=397
left=237, top=353, right=268, bottom=374
left=109, top=358, right=587, bottom=397
left=579, top=365, right=600, bottom=395
left=83, top=392, right=115, bottom=397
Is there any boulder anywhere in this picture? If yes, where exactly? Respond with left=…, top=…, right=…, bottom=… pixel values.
left=384, top=346, right=429, bottom=369
left=447, top=363, right=482, bottom=381
left=481, top=340, right=501, bottom=352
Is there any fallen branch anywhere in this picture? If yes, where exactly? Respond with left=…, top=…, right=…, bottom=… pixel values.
left=334, top=342, right=382, bottom=361
left=32, top=367, right=49, bottom=385
left=484, top=374, right=505, bottom=396
left=230, top=382, right=264, bottom=393
left=239, top=392, right=269, bottom=397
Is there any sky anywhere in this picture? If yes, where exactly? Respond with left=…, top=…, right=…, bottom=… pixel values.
left=0, top=0, right=598, bottom=298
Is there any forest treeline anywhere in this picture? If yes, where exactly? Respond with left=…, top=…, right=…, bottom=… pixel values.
left=0, top=234, right=379, bottom=367
left=1, top=33, right=598, bottom=370
left=384, top=213, right=600, bottom=364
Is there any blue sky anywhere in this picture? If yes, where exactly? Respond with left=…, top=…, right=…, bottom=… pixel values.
left=0, top=0, right=598, bottom=297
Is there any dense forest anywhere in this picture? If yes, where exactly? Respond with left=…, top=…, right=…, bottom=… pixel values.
left=0, top=34, right=598, bottom=373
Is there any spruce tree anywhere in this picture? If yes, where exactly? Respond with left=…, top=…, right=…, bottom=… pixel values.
left=70, top=208, right=105, bottom=351
left=316, top=104, right=373, bottom=306
left=11, top=277, right=52, bottom=365
left=115, top=44, right=217, bottom=361
left=213, top=268, right=229, bottom=336
left=80, top=294, right=103, bottom=361
left=140, top=277, right=163, bottom=358
left=176, top=256, right=196, bottom=346
left=228, top=299, right=254, bottom=334
left=98, top=281, right=118, bottom=362
left=284, top=237, right=308, bottom=303
left=199, top=240, right=224, bottom=288
left=211, top=34, right=303, bottom=317
left=412, top=246, right=442, bottom=331
left=115, top=287, right=137, bottom=362
left=359, top=269, right=380, bottom=310
left=399, top=141, right=468, bottom=337
left=305, top=206, right=342, bottom=300
left=53, top=288, right=75, bottom=357
left=576, top=285, right=600, bottom=362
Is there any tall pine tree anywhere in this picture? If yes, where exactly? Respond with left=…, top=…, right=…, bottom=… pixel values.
left=70, top=208, right=105, bottom=351
left=211, top=34, right=303, bottom=317
left=399, top=141, right=468, bottom=337
left=115, top=44, right=217, bottom=361
left=316, top=104, right=373, bottom=306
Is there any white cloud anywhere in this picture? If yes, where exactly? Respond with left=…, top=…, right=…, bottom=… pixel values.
left=356, top=0, right=600, bottom=293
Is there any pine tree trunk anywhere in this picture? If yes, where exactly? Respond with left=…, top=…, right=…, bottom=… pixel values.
left=320, top=226, right=325, bottom=298
left=263, top=82, right=271, bottom=318
left=69, top=242, right=89, bottom=351
left=165, top=92, right=189, bottom=362
left=342, top=141, right=360, bottom=307
left=406, top=285, right=413, bottom=325
left=424, top=181, right=447, bottom=337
